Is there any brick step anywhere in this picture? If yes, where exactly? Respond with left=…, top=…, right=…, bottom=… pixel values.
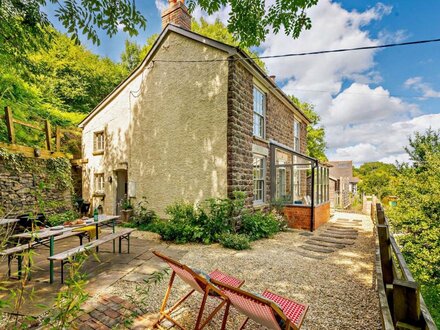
left=305, top=240, right=345, bottom=249
left=300, top=244, right=335, bottom=253
left=311, top=236, right=355, bottom=245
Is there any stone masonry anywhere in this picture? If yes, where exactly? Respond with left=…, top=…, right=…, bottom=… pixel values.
left=227, top=59, right=308, bottom=205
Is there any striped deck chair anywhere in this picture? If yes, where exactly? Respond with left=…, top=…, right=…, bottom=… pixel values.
left=152, top=251, right=245, bottom=330
left=211, top=279, right=309, bottom=330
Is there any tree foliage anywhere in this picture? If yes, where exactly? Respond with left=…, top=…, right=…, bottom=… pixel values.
left=354, top=162, right=397, bottom=199
left=188, top=0, right=318, bottom=47
left=290, top=96, right=327, bottom=161
left=405, top=128, right=440, bottom=171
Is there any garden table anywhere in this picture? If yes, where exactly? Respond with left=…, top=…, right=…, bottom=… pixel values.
left=13, top=214, right=119, bottom=283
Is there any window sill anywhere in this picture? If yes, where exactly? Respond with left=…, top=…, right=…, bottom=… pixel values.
left=93, top=192, right=105, bottom=198
left=253, top=202, right=269, bottom=209
left=93, top=150, right=104, bottom=156
left=253, top=136, right=269, bottom=145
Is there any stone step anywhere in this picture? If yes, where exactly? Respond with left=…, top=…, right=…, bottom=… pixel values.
left=327, top=226, right=358, bottom=231
left=300, top=244, right=335, bottom=253
left=311, top=236, right=355, bottom=245
left=320, top=233, right=357, bottom=240
left=297, top=251, right=326, bottom=260
left=326, top=228, right=358, bottom=234
left=305, top=239, right=345, bottom=249
left=335, top=221, right=362, bottom=226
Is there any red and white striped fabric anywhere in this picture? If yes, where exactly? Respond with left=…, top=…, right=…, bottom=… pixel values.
left=208, top=269, right=243, bottom=288
left=222, top=289, right=282, bottom=330
left=167, top=263, right=205, bottom=294
left=262, top=290, right=306, bottom=327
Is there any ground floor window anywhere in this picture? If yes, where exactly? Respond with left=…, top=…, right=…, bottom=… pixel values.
left=253, top=155, right=265, bottom=203
left=94, top=173, right=105, bottom=194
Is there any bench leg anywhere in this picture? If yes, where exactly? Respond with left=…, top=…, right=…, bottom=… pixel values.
left=17, top=255, right=22, bottom=280
left=7, top=255, right=11, bottom=278
left=79, top=235, right=83, bottom=245
left=61, top=261, right=64, bottom=284
left=128, top=234, right=130, bottom=254
left=118, top=237, right=122, bottom=253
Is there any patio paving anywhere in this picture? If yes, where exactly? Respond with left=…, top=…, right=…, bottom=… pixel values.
left=0, top=211, right=381, bottom=329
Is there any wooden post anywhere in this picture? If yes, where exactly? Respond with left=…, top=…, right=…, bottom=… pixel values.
left=45, top=120, right=52, bottom=151
left=377, top=203, right=386, bottom=225
left=4, top=106, right=15, bottom=144
left=393, top=279, right=421, bottom=329
left=55, top=126, right=61, bottom=152
left=378, top=224, right=394, bottom=286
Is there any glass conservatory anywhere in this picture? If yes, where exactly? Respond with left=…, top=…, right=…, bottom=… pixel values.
left=269, top=142, right=330, bottom=231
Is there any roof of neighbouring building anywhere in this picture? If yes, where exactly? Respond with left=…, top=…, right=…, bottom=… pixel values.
left=79, top=24, right=311, bottom=128
left=328, top=160, right=354, bottom=180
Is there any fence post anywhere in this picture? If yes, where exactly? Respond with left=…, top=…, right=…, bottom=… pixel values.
left=393, top=279, right=421, bottom=329
left=55, top=126, right=61, bottom=152
left=377, top=224, right=394, bottom=287
left=377, top=203, right=386, bottom=225
left=4, top=106, right=16, bottom=144
left=45, top=120, right=52, bottom=151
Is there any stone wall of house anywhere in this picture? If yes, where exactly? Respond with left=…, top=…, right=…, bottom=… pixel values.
left=227, top=60, right=254, bottom=204
left=0, top=157, right=72, bottom=218
left=227, top=59, right=309, bottom=206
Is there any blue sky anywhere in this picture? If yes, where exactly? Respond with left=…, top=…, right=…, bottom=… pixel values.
left=44, top=1, right=440, bottom=165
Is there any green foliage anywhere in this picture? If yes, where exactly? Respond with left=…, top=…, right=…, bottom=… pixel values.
left=356, top=162, right=397, bottom=199
left=127, top=197, right=158, bottom=230
left=47, top=210, right=79, bottom=227
left=405, top=128, right=440, bottom=171
left=289, top=95, right=327, bottom=161
left=240, top=211, right=281, bottom=241
left=188, top=0, right=318, bottom=47
left=219, top=233, right=250, bottom=250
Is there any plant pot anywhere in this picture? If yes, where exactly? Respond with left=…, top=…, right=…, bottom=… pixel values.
left=121, top=209, right=133, bottom=223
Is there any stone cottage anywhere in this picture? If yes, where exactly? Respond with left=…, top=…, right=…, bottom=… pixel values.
left=79, top=0, right=330, bottom=230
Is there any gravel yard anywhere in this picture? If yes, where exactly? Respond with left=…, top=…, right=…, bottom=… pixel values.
left=97, top=212, right=381, bottom=329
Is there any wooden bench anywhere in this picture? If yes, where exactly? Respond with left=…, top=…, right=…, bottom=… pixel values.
left=48, top=228, right=135, bottom=283
left=1, top=230, right=86, bottom=279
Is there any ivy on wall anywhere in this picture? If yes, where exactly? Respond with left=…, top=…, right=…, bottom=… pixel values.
left=0, top=147, right=73, bottom=192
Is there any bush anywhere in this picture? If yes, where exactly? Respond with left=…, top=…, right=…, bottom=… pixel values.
left=47, top=210, right=79, bottom=226
left=239, top=211, right=280, bottom=241
left=129, top=198, right=157, bottom=230
left=219, top=233, right=250, bottom=250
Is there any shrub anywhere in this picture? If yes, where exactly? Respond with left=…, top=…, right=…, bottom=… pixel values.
left=219, top=233, right=250, bottom=250
left=47, top=210, right=79, bottom=226
left=129, top=197, right=157, bottom=229
left=239, top=210, right=281, bottom=241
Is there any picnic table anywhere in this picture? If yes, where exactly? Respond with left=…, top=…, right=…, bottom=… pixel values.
left=13, top=215, right=119, bottom=283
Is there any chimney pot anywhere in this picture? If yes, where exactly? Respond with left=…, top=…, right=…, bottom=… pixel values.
left=162, top=0, right=192, bottom=30
left=270, top=75, right=276, bottom=83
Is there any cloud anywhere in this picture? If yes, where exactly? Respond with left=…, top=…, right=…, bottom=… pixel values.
left=155, top=0, right=168, bottom=13
left=404, top=76, right=440, bottom=99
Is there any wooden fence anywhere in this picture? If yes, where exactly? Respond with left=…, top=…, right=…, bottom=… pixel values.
left=0, top=106, right=81, bottom=158
left=372, top=202, right=437, bottom=330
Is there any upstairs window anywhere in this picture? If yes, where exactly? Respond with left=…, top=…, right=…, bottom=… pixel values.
left=94, top=173, right=105, bottom=194
left=293, top=119, right=301, bottom=152
left=94, top=131, right=105, bottom=154
left=253, top=86, right=266, bottom=138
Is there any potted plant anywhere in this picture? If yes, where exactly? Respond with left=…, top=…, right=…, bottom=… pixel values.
left=121, top=197, right=133, bottom=222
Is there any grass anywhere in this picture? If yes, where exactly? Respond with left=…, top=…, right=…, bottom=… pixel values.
left=421, top=283, right=440, bottom=327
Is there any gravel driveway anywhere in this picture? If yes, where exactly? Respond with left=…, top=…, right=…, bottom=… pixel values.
left=103, top=211, right=381, bottom=329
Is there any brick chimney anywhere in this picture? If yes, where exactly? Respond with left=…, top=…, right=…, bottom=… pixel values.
left=161, top=0, right=192, bottom=30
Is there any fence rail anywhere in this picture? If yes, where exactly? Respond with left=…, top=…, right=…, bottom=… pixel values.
left=372, top=202, right=437, bottom=330
left=1, top=106, right=81, bottom=156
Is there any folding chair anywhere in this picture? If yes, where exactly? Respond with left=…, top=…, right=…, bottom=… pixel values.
left=211, top=279, right=309, bottom=330
left=152, top=251, right=245, bottom=330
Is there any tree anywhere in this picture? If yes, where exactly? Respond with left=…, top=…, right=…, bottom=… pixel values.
left=289, top=96, right=327, bottom=161
left=121, top=40, right=143, bottom=73
left=354, top=162, right=397, bottom=199
left=404, top=128, right=440, bottom=170
left=1, top=0, right=318, bottom=64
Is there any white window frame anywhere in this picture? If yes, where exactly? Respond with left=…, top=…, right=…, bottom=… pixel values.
left=93, top=131, right=105, bottom=154
left=253, top=86, right=266, bottom=138
left=293, top=119, right=301, bottom=152
left=253, top=155, right=266, bottom=203
left=94, top=173, right=105, bottom=194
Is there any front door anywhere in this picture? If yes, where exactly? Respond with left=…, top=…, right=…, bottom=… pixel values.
left=115, top=170, right=128, bottom=215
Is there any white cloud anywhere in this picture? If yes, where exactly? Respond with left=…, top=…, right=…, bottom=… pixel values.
left=155, top=0, right=168, bottom=13
left=404, top=76, right=440, bottom=99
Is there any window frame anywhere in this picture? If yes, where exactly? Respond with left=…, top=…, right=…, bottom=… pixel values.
left=253, top=86, right=266, bottom=139
left=293, top=119, right=301, bottom=152
left=94, top=173, right=105, bottom=194
left=253, top=155, right=266, bottom=204
left=93, top=131, right=105, bottom=155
